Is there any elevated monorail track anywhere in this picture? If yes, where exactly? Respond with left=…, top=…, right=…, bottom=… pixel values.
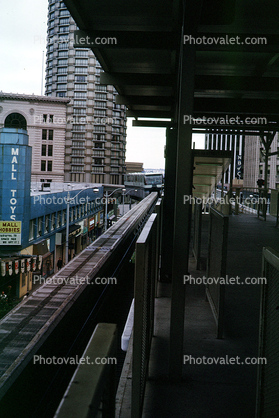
left=0, top=192, right=157, bottom=402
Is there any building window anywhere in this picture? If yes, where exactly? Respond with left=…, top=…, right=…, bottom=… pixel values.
left=47, top=161, right=53, bottom=172
left=74, top=100, right=86, bottom=107
left=95, top=101, right=106, bottom=108
left=56, top=211, right=61, bottom=228
left=42, top=144, right=47, bottom=156
left=75, top=75, right=87, bottom=82
left=58, top=50, right=68, bottom=58
left=57, top=83, right=67, bottom=90
left=72, top=140, right=85, bottom=147
left=57, top=75, right=67, bottom=82
left=71, top=157, right=84, bottom=164
left=58, top=42, right=68, bottom=50
left=95, top=93, right=107, bottom=100
left=45, top=215, right=50, bottom=233
left=58, top=59, right=68, bottom=66
left=29, top=220, right=35, bottom=241
left=75, top=59, right=88, bottom=66
left=42, top=129, right=53, bottom=140
left=74, top=92, right=86, bottom=98
left=94, top=158, right=103, bottom=165
left=59, top=18, right=69, bottom=25
left=75, top=50, right=88, bottom=57
left=37, top=217, right=43, bottom=237
left=59, top=26, right=69, bottom=33
left=57, top=67, right=67, bottom=74
left=72, top=149, right=85, bottom=156
left=92, top=166, right=104, bottom=173
left=41, top=160, right=46, bottom=171
left=75, top=67, right=87, bottom=74
left=93, top=134, right=105, bottom=141
left=71, top=165, right=84, bottom=172
left=94, top=142, right=104, bottom=149
left=48, top=145, right=53, bottom=156
left=94, top=126, right=106, bottom=132
left=75, top=84, right=87, bottom=90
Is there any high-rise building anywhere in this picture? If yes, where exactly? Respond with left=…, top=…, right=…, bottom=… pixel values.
left=205, top=131, right=244, bottom=188
left=243, top=133, right=279, bottom=190
left=45, top=0, right=127, bottom=184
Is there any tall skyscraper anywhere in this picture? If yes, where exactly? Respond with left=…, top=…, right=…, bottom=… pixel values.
left=45, top=0, right=127, bottom=184
left=205, top=131, right=244, bottom=187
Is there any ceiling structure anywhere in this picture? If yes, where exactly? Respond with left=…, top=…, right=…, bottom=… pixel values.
left=64, top=0, right=279, bottom=135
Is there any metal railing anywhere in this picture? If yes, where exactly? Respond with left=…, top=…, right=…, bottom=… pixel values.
left=206, top=208, right=229, bottom=339
left=55, top=323, right=117, bottom=418
left=269, top=189, right=279, bottom=226
left=132, top=213, right=158, bottom=418
left=193, top=198, right=202, bottom=270
left=154, top=198, right=162, bottom=292
left=256, top=247, right=279, bottom=417
left=231, top=187, right=270, bottom=218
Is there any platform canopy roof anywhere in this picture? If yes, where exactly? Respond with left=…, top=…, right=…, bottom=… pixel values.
left=64, top=0, right=279, bottom=133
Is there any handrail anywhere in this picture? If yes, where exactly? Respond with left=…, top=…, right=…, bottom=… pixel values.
left=55, top=323, right=117, bottom=418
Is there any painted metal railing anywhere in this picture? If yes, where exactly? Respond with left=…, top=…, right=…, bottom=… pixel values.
left=132, top=213, right=158, bottom=417
left=256, top=247, right=279, bottom=417
left=55, top=323, right=118, bottom=418
left=206, top=207, right=229, bottom=339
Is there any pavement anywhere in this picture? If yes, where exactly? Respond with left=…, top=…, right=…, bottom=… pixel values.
left=117, top=212, right=279, bottom=417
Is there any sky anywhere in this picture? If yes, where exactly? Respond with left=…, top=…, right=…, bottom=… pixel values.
left=0, top=0, right=204, bottom=169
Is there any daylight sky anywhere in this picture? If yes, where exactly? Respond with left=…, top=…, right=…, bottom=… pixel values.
left=0, top=0, right=204, bottom=169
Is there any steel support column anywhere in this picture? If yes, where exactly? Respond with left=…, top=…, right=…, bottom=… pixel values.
left=169, top=43, right=196, bottom=378
left=160, top=127, right=177, bottom=281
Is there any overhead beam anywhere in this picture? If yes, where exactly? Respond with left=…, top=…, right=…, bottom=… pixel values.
left=116, top=95, right=173, bottom=106
left=126, top=110, right=172, bottom=119
left=195, top=75, right=279, bottom=92
left=132, top=120, right=173, bottom=128
left=119, top=96, right=279, bottom=115
left=74, top=29, right=178, bottom=49
left=100, top=72, right=174, bottom=86
left=101, top=73, right=279, bottom=93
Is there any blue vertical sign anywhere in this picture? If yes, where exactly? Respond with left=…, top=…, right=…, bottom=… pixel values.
left=0, top=128, right=32, bottom=251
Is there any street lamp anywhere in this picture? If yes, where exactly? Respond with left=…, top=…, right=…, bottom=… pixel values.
left=65, top=187, right=99, bottom=264
left=122, top=189, right=137, bottom=215
left=104, top=187, right=125, bottom=231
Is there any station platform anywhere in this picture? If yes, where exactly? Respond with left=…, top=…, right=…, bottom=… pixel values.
left=117, top=213, right=279, bottom=417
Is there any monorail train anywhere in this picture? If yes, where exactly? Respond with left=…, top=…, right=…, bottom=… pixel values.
left=124, top=172, right=164, bottom=199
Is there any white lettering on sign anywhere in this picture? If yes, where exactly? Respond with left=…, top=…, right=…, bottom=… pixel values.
left=10, top=149, right=19, bottom=220
left=10, top=189, right=17, bottom=220
left=11, top=148, right=19, bottom=180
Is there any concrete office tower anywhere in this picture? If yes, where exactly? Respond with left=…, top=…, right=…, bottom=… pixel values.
left=45, top=0, right=127, bottom=184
